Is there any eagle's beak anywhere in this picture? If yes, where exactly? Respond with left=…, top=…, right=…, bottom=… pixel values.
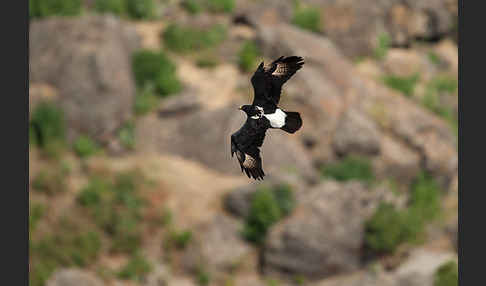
left=238, top=106, right=242, bottom=110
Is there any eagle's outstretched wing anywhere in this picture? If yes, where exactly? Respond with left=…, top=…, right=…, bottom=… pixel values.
left=231, top=119, right=268, bottom=180
left=251, top=56, right=305, bottom=111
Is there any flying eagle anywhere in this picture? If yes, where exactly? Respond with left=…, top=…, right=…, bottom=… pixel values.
left=231, top=56, right=304, bottom=180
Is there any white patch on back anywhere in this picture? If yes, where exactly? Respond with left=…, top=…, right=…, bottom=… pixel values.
left=263, top=108, right=287, bottom=128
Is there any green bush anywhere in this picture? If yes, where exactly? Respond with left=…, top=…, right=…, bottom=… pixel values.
left=206, top=0, right=235, bottom=13
left=196, top=268, right=211, bottom=286
left=383, top=73, right=420, bottom=97
left=434, top=261, right=458, bottom=286
left=365, top=172, right=442, bottom=254
left=243, top=185, right=296, bottom=244
left=73, top=135, right=99, bottom=158
left=94, top=0, right=125, bottom=15
left=77, top=172, right=145, bottom=254
left=196, top=57, right=219, bottom=68
left=118, top=253, right=152, bottom=281
left=374, top=32, right=391, bottom=60
left=132, top=50, right=182, bottom=97
left=238, top=40, right=261, bottom=72
left=30, top=102, right=66, bottom=150
left=169, top=230, right=193, bottom=249
left=118, top=121, right=136, bottom=150
left=427, top=51, right=442, bottom=66
left=126, top=0, right=155, bottom=19
left=162, top=24, right=227, bottom=53
left=364, top=203, right=407, bottom=253
left=429, top=76, right=458, bottom=94
left=292, top=4, right=322, bottom=33
left=321, top=156, right=375, bottom=183
left=422, top=77, right=458, bottom=136
left=30, top=222, right=102, bottom=286
left=182, top=0, right=202, bottom=14
left=30, top=0, right=82, bottom=19
left=134, top=85, right=159, bottom=115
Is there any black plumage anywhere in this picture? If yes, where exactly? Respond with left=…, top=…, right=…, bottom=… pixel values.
left=231, top=56, right=305, bottom=180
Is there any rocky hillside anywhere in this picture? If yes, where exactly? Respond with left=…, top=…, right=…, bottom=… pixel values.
left=29, top=1, right=458, bottom=286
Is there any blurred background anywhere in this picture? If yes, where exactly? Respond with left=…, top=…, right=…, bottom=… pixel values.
left=29, top=0, right=458, bottom=285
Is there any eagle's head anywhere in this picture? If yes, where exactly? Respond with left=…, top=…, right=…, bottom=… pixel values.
left=239, top=105, right=260, bottom=117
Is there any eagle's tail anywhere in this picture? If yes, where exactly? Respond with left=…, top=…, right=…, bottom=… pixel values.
left=281, top=111, right=302, bottom=134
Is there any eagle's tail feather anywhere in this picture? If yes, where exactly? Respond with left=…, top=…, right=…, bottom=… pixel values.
left=281, top=111, right=302, bottom=133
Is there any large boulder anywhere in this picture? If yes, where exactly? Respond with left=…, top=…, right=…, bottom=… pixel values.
left=262, top=180, right=389, bottom=280
left=181, top=215, right=252, bottom=278
left=46, top=269, right=103, bottom=286
left=30, top=15, right=140, bottom=143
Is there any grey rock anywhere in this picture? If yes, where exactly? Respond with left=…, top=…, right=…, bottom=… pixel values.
left=332, top=108, right=381, bottom=156
left=263, top=181, right=385, bottom=280
left=46, top=269, right=103, bottom=286
left=182, top=215, right=252, bottom=276
left=30, top=15, right=140, bottom=144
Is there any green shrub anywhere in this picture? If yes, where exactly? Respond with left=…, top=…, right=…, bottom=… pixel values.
left=383, top=73, right=420, bottom=97
left=292, top=4, right=322, bottom=33
left=409, top=171, right=441, bottom=221
left=429, top=76, right=458, bottom=94
left=365, top=172, right=443, bottom=254
left=162, top=24, right=227, bottom=53
left=434, top=261, right=458, bottom=286
left=374, top=32, right=391, bottom=60
left=30, top=222, right=102, bottom=286
left=77, top=172, right=145, bottom=254
left=126, top=0, right=155, bottom=19
left=94, top=0, right=125, bottom=15
left=169, top=230, right=193, bottom=249
left=118, top=121, right=136, bottom=150
left=182, top=0, right=202, bottom=14
left=321, top=156, right=375, bottom=183
left=196, top=57, right=219, bottom=68
left=134, top=85, right=159, bottom=115
left=30, top=0, right=82, bottom=19
left=206, top=0, right=235, bottom=13
left=32, top=168, right=68, bottom=195
left=30, top=102, right=66, bottom=150
left=132, top=50, right=182, bottom=97
left=196, top=268, right=211, bottom=286
left=427, top=51, right=442, bottom=66
left=238, top=40, right=261, bottom=72
left=118, top=253, right=152, bottom=281
left=243, top=185, right=295, bottom=244
left=73, top=135, right=99, bottom=158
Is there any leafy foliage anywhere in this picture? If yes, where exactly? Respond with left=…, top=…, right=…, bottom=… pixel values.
left=206, top=0, right=235, bottom=13
left=118, top=253, right=152, bottom=281
left=238, top=40, right=261, bottom=72
left=29, top=203, right=46, bottom=233
left=132, top=50, right=182, bottom=97
left=364, top=171, right=442, bottom=254
left=32, top=167, right=68, bottom=195
left=134, top=85, right=160, bottom=115
left=77, top=172, right=145, bottom=253
left=434, top=261, right=458, bottom=286
left=292, top=4, right=322, bottom=33
left=125, top=0, right=155, bottom=19
left=182, top=0, right=202, bottom=14
left=118, top=121, right=136, bottom=150
left=321, top=156, right=375, bottom=183
left=169, top=230, right=193, bottom=249
left=162, top=24, right=227, bottom=53
left=30, top=0, right=82, bottom=19
left=94, top=0, right=126, bottom=15
left=422, top=76, right=458, bottom=135
left=73, top=135, right=99, bottom=158
left=30, top=102, right=66, bottom=154
left=374, top=32, right=391, bottom=60
left=243, top=185, right=295, bottom=244
left=383, top=73, right=420, bottom=97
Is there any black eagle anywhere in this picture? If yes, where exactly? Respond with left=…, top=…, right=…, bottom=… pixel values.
left=230, top=56, right=305, bottom=180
